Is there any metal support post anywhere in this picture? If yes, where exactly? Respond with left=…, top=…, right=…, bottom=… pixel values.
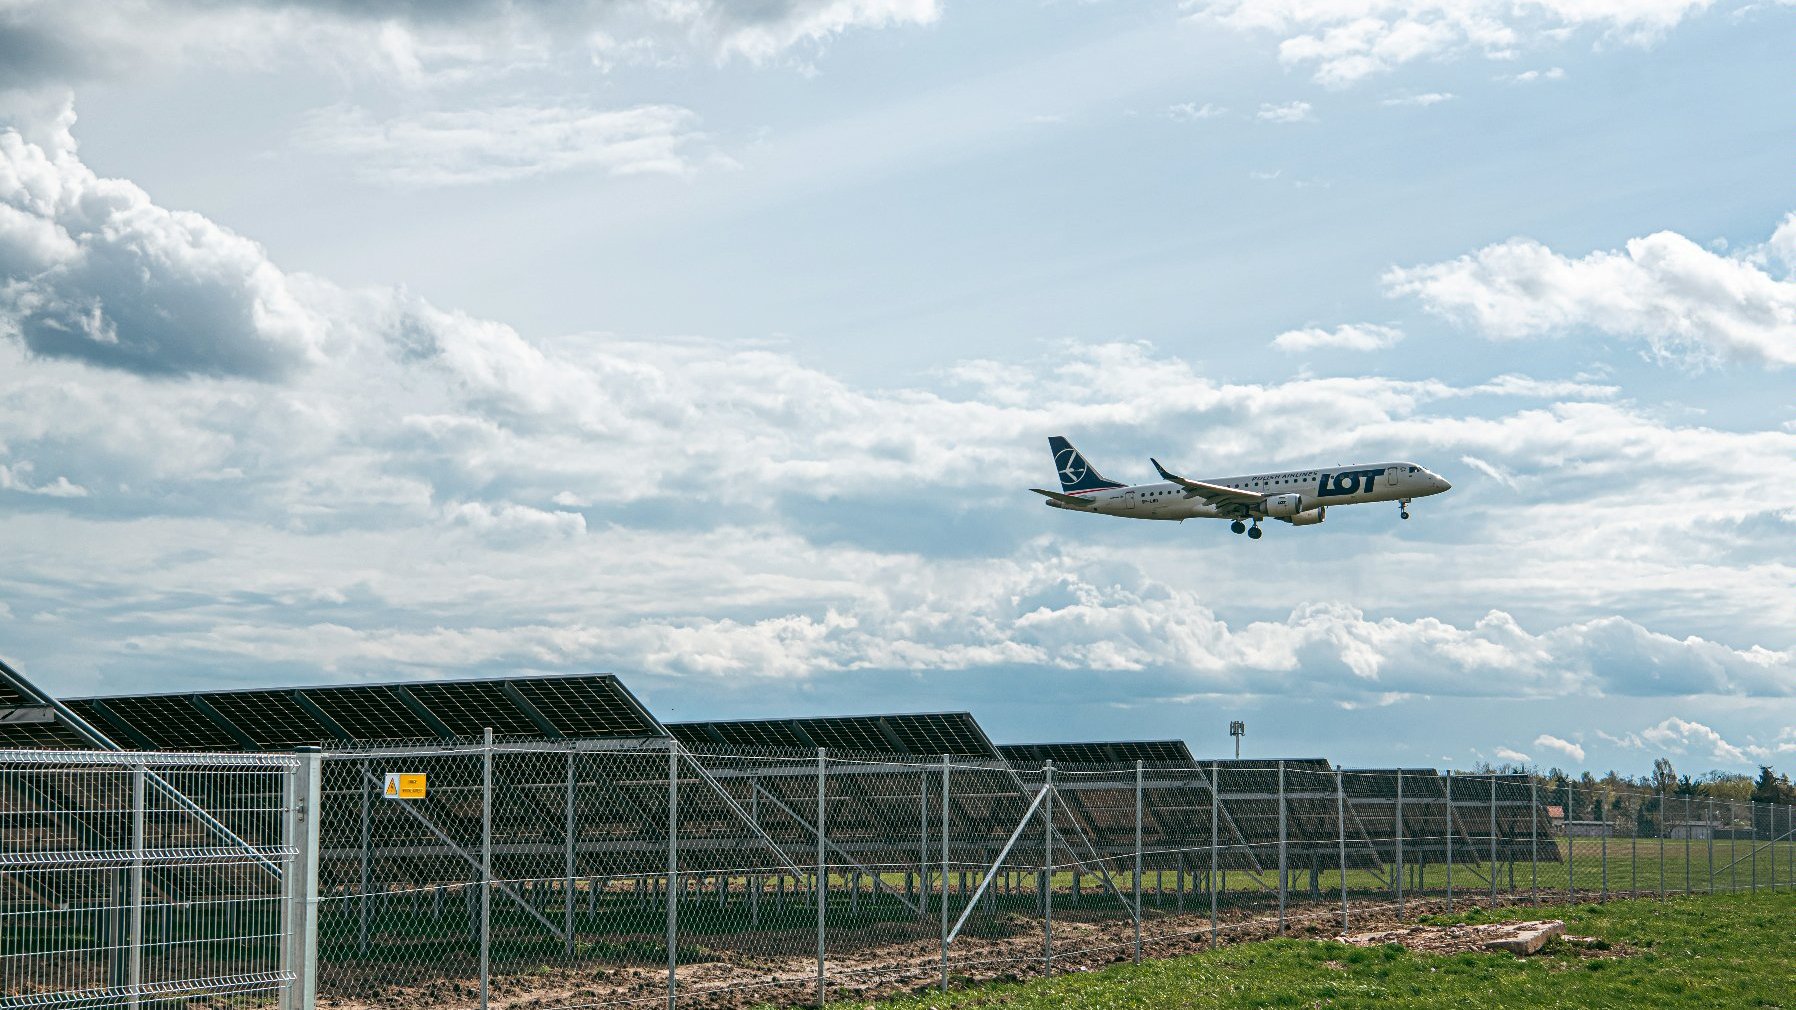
left=1600, top=790, right=1608, bottom=900
left=668, top=744, right=680, bottom=1010
left=127, top=762, right=146, bottom=1010
left=1042, top=761, right=1054, bottom=977
left=939, top=755, right=950, bottom=993
left=1567, top=780, right=1575, bottom=903
left=1277, top=760, right=1287, bottom=934
left=1335, top=768, right=1348, bottom=931
left=1395, top=770, right=1405, bottom=919
left=816, top=749, right=826, bottom=1009
left=1529, top=778, right=1537, bottom=906
left=1133, top=761, right=1142, bottom=964
left=1444, top=770, right=1453, bottom=911
left=1707, top=797, right=1715, bottom=894
left=1489, top=775, right=1497, bottom=902
left=1658, top=789, right=1666, bottom=899
left=1684, top=795, right=1692, bottom=895
left=1209, top=762, right=1219, bottom=946
left=481, top=729, right=493, bottom=1010
left=282, top=749, right=323, bottom=1010
left=564, top=749, right=576, bottom=956
left=359, top=758, right=371, bottom=955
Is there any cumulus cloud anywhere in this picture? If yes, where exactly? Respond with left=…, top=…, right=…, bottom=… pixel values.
left=1187, top=0, right=1715, bottom=88
left=1384, top=217, right=1796, bottom=369
left=1638, top=717, right=1764, bottom=764
left=1534, top=733, right=1584, bottom=763
left=1257, top=101, right=1315, bottom=123
left=0, top=461, right=87, bottom=497
left=0, top=104, right=325, bottom=378
left=1165, top=102, right=1227, bottom=122
left=1381, top=92, right=1454, bottom=107
left=1500, top=66, right=1566, bottom=83
left=296, top=103, right=721, bottom=187
left=1271, top=322, right=1403, bottom=352
left=1494, top=746, right=1530, bottom=764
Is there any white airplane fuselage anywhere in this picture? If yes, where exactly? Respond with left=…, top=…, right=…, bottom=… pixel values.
left=1049, top=462, right=1447, bottom=522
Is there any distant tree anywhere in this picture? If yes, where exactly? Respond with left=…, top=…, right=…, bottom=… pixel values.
left=1651, top=758, right=1678, bottom=795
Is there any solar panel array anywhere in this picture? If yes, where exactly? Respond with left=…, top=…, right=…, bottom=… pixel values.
left=0, top=674, right=665, bottom=751
left=668, top=712, right=998, bottom=758
left=999, top=740, right=1195, bottom=765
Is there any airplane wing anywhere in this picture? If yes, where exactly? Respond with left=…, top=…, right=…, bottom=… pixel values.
left=1030, top=487, right=1096, bottom=508
left=1150, top=458, right=1266, bottom=505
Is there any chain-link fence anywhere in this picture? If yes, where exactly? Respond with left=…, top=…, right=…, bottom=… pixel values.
left=312, top=739, right=1796, bottom=1010
left=0, top=748, right=312, bottom=1009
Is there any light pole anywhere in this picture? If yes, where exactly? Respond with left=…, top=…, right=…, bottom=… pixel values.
left=1229, top=721, right=1245, bottom=759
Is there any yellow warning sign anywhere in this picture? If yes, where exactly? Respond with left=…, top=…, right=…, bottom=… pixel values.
left=382, top=772, right=427, bottom=800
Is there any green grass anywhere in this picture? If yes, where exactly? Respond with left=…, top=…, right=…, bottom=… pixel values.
left=855, top=889, right=1796, bottom=1010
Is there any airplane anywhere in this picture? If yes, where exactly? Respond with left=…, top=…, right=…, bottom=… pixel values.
left=1030, top=435, right=1450, bottom=540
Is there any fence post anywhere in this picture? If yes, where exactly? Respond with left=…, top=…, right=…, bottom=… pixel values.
left=1209, top=761, right=1218, bottom=947
left=1395, top=770, right=1405, bottom=920
left=1751, top=801, right=1760, bottom=894
left=1566, top=779, right=1574, bottom=903
left=815, top=748, right=826, bottom=1009
left=1133, top=760, right=1142, bottom=964
left=1707, top=797, right=1715, bottom=894
left=481, top=728, right=493, bottom=1010
left=939, top=754, right=949, bottom=993
left=1489, top=775, right=1497, bottom=903
left=564, top=748, right=576, bottom=956
left=1528, top=777, right=1537, bottom=906
left=1276, top=760, right=1287, bottom=935
left=1335, top=768, right=1348, bottom=932
left=126, top=761, right=146, bottom=1010
left=1600, top=788, right=1608, bottom=900
left=1042, top=760, right=1054, bottom=977
left=359, top=758, right=371, bottom=955
left=283, top=749, right=323, bottom=1010
left=667, top=743, right=679, bottom=1010
left=1658, top=788, right=1666, bottom=899
left=1444, top=770, right=1453, bottom=912
left=1684, top=795, right=1692, bottom=895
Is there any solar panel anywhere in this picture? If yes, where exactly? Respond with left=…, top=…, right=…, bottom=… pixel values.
left=668, top=712, right=997, bottom=758
left=999, top=741, right=1195, bottom=765
left=0, top=716, right=91, bottom=749
left=43, top=674, right=666, bottom=750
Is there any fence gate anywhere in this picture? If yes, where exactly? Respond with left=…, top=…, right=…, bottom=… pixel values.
left=0, top=748, right=319, bottom=1009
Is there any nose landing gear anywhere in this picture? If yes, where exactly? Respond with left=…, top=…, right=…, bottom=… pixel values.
left=1399, top=498, right=1412, bottom=520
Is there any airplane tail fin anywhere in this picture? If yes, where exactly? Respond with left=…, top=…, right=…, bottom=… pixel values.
left=1048, top=435, right=1126, bottom=494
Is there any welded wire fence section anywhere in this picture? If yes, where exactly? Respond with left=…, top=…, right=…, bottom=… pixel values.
left=0, top=749, right=311, bottom=1009
left=306, top=741, right=1796, bottom=1010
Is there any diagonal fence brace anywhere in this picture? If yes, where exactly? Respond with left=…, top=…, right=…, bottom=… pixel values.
left=946, top=784, right=1050, bottom=945
left=750, top=782, right=921, bottom=916
left=356, top=767, right=564, bottom=941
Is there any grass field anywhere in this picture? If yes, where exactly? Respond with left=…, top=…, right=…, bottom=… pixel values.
left=858, top=889, right=1796, bottom=1010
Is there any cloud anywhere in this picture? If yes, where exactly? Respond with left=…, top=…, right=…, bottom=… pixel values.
left=1187, top=0, right=1715, bottom=88
left=1384, top=215, right=1796, bottom=369
left=296, top=103, right=721, bottom=187
left=1494, top=746, right=1530, bottom=763
left=0, top=461, right=87, bottom=497
left=1381, top=92, right=1454, bottom=107
left=0, top=0, right=939, bottom=89
left=1456, top=454, right=1517, bottom=490
left=1271, top=322, right=1403, bottom=352
left=1257, top=101, right=1314, bottom=123
left=1166, top=102, right=1227, bottom=122
left=0, top=103, right=325, bottom=378
left=1534, top=733, right=1584, bottom=763
left=1500, top=66, right=1566, bottom=83
left=1638, top=717, right=1765, bottom=764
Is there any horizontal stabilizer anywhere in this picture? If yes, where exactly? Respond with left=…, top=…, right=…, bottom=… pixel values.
left=1030, top=487, right=1095, bottom=508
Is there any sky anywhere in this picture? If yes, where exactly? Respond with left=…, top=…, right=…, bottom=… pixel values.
left=1, top=0, right=1793, bottom=778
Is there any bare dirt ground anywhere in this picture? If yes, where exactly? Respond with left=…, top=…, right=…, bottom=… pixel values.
left=319, top=891, right=1620, bottom=1010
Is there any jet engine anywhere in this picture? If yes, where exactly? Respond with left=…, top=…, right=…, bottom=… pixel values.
left=1284, top=507, right=1326, bottom=526
left=1262, top=494, right=1305, bottom=518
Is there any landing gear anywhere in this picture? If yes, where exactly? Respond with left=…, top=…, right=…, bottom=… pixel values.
left=1399, top=498, right=1412, bottom=520
left=1247, top=525, right=1263, bottom=540
left=1230, top=520, right=1246, bottom=535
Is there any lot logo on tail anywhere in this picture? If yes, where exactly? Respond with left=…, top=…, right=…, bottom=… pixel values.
left=1055, top=448, right=1088, bottom=485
